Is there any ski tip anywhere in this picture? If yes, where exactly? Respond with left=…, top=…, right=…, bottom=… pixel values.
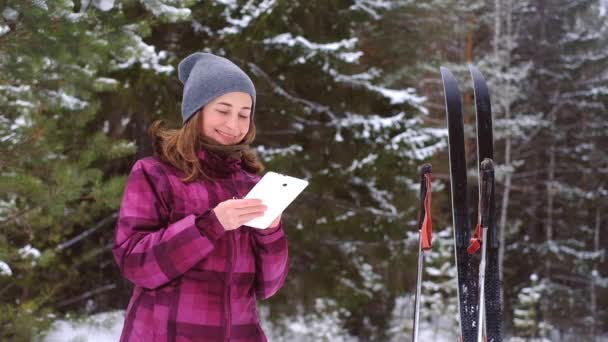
left=469, top=64, right=488, bottom=85
left=480, top=158, right=494, bottom=171
left=439, top=67, right=459, bottom=88
left=419, top=163, right=432, bottom=176
left=439, top=66, right=453, bottom=77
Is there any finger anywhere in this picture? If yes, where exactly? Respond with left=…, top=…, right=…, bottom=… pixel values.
left=236, top=208, right=266, bottom=218
left=237, top=211, right=266, bottom=224
left=229, top=199, right=264, bottom=208
left=233, top=204, right=267, bottom=213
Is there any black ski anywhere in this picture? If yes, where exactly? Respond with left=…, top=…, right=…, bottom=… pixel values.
left=470, top=64, right=503, bottom=341
left=440, top=67, right=478, bottom=341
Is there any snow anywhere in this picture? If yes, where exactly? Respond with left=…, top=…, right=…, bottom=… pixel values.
left=547, top=240, right=603, bottom=260
left=351, top=176, right=397, bottom=215
left=339, top=111, right=407, bottom=132
left=49, top=90, right=89, bottom=110
left=349, top=0, right=393, bottom=20
left=139, top=0, right=191, bottom=22
left=0, top=84, right=26, bottom=96
left=327, top=67, right=428, bottom=108
left=32, top=0, right=49, bottom=11
left=112, top=29, right=174, bottom=74
left=387, top=294, right=458, bottom=341
left=357, top=260, right=384, bottom=292
left=9, top=100, right=35, bottom=109
left=346, top=154, right=378, bottom=172
left=2, top=113, right=27, bottom=143
left=109, top=140, right=136, bottom=156
left=0, top=194, right=17, bottom=221
left=219, top=0, right=277, bottom=35
left=214, top=0, right=238, bottom=10
left=93, top=0, right=116, bottom=12
left=192, top=19, right=214, bottom=35
left=256, top=144, right=303, bottom=160
left=217, top=0, right=277, bottom=36
left=261, top=300, right=357, bottom=341
left=42, top=310, right=124, bottom=342
left=0, top=261, right=12, bottom=276
left=264, top=34, right=357, bottom=52
left=338, top=51, right=364, bottom=63
left=493, top=113, right=547, bottom=139
left=335, top=210, right=356, bottom=221
left=37, top=297, right=524, bottom=342
left=18, top=244, right=42, bottom=267
left=102, top=121, right=110, bottom=134
left=263, top=33, right=361, bottom=64
left=2, top=7, right=19, bottom=21
left=94, top=77, right=119, bottom=88
left=0, top=24, right=10, bottom=37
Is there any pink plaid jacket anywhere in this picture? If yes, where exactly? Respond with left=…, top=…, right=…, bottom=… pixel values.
left=112, top=149, right=288, bottom=342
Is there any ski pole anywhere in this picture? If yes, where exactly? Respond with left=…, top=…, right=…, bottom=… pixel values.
left=413, top=163, right=432, bottom=342
left=476, top=158, right=494, bottom=342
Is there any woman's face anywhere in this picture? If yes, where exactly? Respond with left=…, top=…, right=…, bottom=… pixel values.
left=200, top=92, right=252, bottom=145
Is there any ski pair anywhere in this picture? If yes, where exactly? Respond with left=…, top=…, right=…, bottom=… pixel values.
left=411, top=162, right=494, bottom=342
left=440, top=65, right=503, bottom=342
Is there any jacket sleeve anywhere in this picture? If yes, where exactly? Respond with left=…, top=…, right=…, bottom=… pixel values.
left=112, top=159, right=226, bottom=290
left=250, top=222, right=289, bottom=300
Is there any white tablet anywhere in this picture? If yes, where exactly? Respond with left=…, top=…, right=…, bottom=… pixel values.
left=243, top=171, right=309, bottom=229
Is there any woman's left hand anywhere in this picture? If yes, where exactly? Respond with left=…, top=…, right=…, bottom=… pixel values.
left=268, top=214, right=282, bottom=229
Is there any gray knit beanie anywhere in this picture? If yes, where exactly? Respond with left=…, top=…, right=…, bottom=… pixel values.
left=178, top=52, right=256, bottom=124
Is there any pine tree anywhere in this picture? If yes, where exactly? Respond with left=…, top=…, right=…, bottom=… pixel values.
left=0, top=0, right=188, bottom=340
left=497, top=0, right=608, bottom=338
left=123, top=1, right=451, bottom=339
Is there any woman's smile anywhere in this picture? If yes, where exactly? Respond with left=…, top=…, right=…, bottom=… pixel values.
left=216, top=129, right=238, bottom=140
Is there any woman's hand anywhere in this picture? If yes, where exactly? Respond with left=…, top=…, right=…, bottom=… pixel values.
left=214, top=199, right=267, bottom=230
left=268, top=214, right=282, bottom=229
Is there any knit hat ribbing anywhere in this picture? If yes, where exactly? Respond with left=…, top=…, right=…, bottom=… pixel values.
left=178, top=52, right=256, bottom=124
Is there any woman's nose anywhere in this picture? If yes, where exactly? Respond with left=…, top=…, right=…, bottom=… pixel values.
left=225, top=113, right=239, bottom=130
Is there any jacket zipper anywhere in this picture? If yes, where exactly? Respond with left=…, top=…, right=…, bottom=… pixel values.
left=225, top=232, right=233, bottom=341
left=225, top=172, right=240, bottom=341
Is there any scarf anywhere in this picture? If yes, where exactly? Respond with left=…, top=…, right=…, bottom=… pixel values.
left=197, top=136, right=249, bottom=175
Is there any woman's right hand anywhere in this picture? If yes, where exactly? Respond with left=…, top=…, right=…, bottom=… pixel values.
left=213, top=199, right=267, bottom=230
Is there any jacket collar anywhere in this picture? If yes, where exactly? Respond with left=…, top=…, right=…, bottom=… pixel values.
left=196, top=148, right=242, bottom=175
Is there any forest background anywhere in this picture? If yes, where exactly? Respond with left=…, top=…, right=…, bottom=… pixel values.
left=1, top=0, right=606, bottom=341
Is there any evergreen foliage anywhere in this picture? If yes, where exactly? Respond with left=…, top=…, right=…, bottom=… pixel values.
left=0, top=0, right=605, bottom=340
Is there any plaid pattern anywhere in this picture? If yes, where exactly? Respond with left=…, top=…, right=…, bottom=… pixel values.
left=113, top=150, right=288, bottom=342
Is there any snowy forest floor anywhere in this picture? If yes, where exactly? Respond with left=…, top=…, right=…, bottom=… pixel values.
left=39, top=310, right=608, bottom=342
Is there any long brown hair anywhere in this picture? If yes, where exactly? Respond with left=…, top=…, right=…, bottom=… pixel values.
left=147, top=110, right=264, bottom=183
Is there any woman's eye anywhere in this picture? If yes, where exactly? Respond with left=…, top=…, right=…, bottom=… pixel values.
left=239, top=115, right=249, bottom=119
left=217, top=111, right=228, bottom=114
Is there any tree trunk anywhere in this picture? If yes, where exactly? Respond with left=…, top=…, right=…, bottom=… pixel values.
left=497, top=0, right=512, bottom=300
left=493, top=0, right=502, bottom=58
left=590, top=206, right=600, bottom=341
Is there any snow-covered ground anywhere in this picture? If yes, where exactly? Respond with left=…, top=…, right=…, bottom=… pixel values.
left=40, top=309, right=608, bottom=341
left=39, top=306, right=457, bottom=342
left=41, top=310, right=124, bottom=342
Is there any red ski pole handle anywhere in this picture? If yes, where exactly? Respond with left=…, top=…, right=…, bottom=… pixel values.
left=468, top=159, right=494, bottom=255
left=418, top=163, right=433, bottom=250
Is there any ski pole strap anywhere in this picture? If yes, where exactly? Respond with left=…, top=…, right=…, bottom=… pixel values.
left=467, top=222, right=482, bottom=254
left=421, top=172, right=433, bottom=250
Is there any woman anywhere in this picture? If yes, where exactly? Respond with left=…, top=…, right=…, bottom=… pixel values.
left=112, top=52, right=288, bottom=342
